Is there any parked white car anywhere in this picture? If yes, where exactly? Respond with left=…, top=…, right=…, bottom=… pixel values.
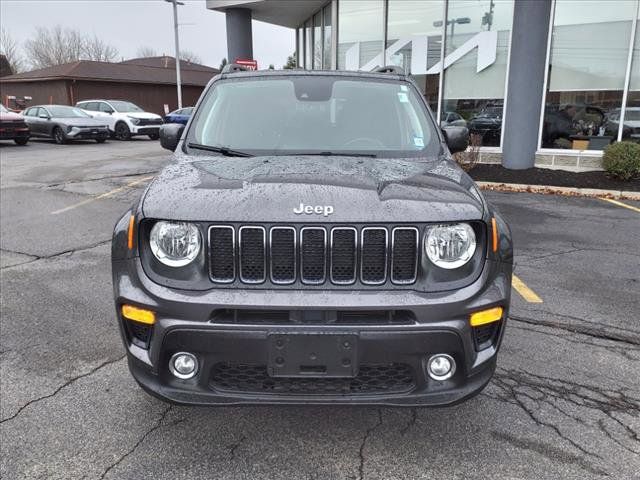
left=75, top=100, right=163, bottom=140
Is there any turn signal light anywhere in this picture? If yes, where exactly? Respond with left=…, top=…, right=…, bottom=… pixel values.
left=470, top=306, right=503, bottom=327
left=491, top=217, right=498, bottom=252
left=127, top=215, right=135, bottom=250
left=121, top=304, right=156, bottom=325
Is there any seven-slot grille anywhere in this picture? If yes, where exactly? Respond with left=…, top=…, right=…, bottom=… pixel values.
left=208, top=225, right=419, bottom=286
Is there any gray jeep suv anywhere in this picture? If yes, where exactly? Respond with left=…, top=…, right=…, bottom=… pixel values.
left=112, top=66, right=513, bottom=406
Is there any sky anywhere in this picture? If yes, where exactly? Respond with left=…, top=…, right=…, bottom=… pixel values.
left=0, top=0, right=296, bottom=70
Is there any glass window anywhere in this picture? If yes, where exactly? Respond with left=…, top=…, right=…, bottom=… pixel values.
left=313, top=12, right=323, bottom=69
left=542, top=0, right=637, bottom=150
left=619, top=6, right=640, bottom=143
left=297, top=27, right=304, bottom=68
left=386, top=0, right=445, bottom=113
left=305, top=20, right=312, bottom=70
left=337, top=0, right=384, bottom=70
left=189, top=76, right=439, bottom=157
left=323, top=4, right=332, bottom=69
left=441, top=0, right=514, bottom=147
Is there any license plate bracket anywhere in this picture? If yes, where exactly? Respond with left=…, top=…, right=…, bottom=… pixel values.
left=267, top=333, right=358, bottom=378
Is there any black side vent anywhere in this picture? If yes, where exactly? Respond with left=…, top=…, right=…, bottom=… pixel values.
left=391, top=227, right=419, bottom=284
left=209, top=226, right=235, bottom=283
left=300, top=228, right=326, bottom=284
left=331, top=228, right=357, bottom=284
left=361, top=228, right=388, bottom=284
left=270, top=227, right=296, bottom=284
left=239, top=227, right=266, bottom=283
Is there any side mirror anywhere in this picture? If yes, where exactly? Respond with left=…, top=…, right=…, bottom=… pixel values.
left=160, top=123, right=185, bottom=152
left=442, top=126, right=469, bottom=154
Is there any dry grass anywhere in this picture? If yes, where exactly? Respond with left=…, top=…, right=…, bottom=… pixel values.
left=453, top=133, right=482, bottom=172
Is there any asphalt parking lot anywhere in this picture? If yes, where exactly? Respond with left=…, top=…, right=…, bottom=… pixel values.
left=1, top=139, right=639, bottom=480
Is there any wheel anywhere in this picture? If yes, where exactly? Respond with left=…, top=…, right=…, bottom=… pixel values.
left=53, top=127, right=67, bottom=145
left=96, top=137, right=107, bottom=144
left=114, top=122, right=131, bottom=141
left=148, top=133, right=159, bottom=140
left=14, top=137, right=28, bottom=146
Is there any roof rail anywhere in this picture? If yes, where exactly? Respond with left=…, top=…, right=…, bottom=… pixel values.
left=373, top=65, right=406, bottom=75
left=222, top=63, right=249, bottom=74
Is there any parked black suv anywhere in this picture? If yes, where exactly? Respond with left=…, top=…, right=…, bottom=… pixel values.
left=112, top=66, right=513, bottom=407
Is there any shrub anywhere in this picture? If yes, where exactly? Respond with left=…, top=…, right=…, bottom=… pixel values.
left=602, top=141, right=640, bottom=181
left=453, top=133, right=482, bottom=172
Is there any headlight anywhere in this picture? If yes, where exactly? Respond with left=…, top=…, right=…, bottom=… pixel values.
left=127, top=116, right=140, bottom=125
left=149, top=221, right=201, bottom=267
left=425, top=223, right=476, bottom=269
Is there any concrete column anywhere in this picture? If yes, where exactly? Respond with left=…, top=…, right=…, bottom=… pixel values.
left=225, top=8, right=253, bottom=62
left=502, top=0, right=553, bottom=169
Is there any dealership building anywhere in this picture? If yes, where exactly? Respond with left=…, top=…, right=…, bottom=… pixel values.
left=208, top=0, right=640, bottom=170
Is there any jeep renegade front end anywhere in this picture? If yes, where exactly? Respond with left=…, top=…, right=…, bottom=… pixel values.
left=112, top=67, right=513, bottom=407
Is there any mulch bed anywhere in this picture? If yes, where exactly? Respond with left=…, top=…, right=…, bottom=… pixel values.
left=469, top=164, right=640, bottom=192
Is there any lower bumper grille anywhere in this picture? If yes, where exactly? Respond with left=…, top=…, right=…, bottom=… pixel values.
left=210, top=363, right=416, bottom=395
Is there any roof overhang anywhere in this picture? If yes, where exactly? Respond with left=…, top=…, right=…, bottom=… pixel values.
left=206, top=0, right=326, bottom=28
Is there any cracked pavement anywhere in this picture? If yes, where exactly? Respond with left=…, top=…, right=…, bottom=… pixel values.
left=1, top=140, right=639, bottom=479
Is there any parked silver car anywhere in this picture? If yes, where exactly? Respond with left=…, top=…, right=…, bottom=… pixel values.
left=22, top=105, right=110, bottom=144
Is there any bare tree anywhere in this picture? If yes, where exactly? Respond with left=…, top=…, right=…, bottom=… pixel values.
left=0, top=28, right=24, bottom=73
left=84, top=34, right=118, bottom=62
left=136, top=46, right=158, bottom=58
left=24, top=26, right=84, bottom=69
left=180, top=50, right=201, bottom=64
left=23, top=26, right=118, bottom=69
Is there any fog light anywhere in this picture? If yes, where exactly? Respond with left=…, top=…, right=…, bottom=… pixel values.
left=427, top=354, right=456, bottom=381
left=169, top=352, right=198, bottom=379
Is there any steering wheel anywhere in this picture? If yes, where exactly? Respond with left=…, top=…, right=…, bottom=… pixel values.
left=342, top=137, right=385, bottom=149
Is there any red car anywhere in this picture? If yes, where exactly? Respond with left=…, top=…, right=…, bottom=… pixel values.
left=0, top=104, right=30, bottom=145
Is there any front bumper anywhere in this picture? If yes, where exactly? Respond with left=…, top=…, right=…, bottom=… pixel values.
left=67, top=127, right=109, bottom=140
left=0, top=126, right=30, bottom=140
left=130, top=125, right=161, bottom=135
left=113, top=254, right=512, bottom=406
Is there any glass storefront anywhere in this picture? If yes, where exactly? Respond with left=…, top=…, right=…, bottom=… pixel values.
left=323, top=4, right=332, bottom=69
left=541, top=0, right=637, bottom=149
left=313, top=12, right=322, bottom=69
left=621, top=8, right=640, bottom=142
left=385, top=0, right=444, bottom=113
left=297, top=0, right=640, bottom=153
left=442, top=0, right=513, bottom=147
left=337, top=0, right=385, bottom=70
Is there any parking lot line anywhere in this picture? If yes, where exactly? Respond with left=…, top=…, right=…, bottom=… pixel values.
left=51, top=176, right=154, bottom=215
left=512, top=274, right=543, bottom=303
left=600, top=198, right=640, bottom=213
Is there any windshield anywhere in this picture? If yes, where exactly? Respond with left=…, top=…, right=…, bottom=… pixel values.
left=187, top=76, right=439, bottom=157
left=47, top=106, right=90, bottom=118
left=109, top=101, right=143, bottom=113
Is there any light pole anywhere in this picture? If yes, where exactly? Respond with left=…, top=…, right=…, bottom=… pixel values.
left=433, top=17, right=471, bottom=45
left=165, top=0, right=184, bottom=109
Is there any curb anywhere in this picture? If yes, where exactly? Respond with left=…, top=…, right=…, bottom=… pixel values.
left=476, top=181, right=640, bottom=201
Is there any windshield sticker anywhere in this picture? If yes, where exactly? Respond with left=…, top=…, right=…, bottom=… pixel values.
left=397, top=92, right=409, bottom=103
left=400, top=85, right=408, bottom=91
left=413, top=137, right=424, bottom=147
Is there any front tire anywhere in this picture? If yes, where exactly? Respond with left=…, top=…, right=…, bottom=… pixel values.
left=114, top=122, right=131, bottom=141
left=14, top=137, right=28, bottom=146
left=148, top=133, right=159, bottom=140
left=96, top=137, right=107, bottom=144
left=53, top=127, right=67, bottom=145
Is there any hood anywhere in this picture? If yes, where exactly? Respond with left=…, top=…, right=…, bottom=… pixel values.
left=143, top=155, right=484, bottom=223
left=125, top=112, right=162, bottom=120
left=0, top=111, right=24, bottom=122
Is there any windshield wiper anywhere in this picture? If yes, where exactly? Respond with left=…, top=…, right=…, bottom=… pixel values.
left=187, top=143, right=253, bottom=157
left=289, top=151, right=377, bottom=158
